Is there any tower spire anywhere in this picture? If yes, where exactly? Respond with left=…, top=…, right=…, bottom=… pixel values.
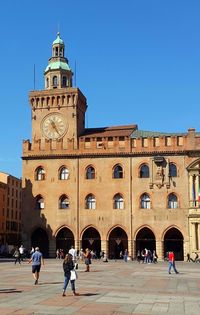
left=44, top=33, right=73, bottom=89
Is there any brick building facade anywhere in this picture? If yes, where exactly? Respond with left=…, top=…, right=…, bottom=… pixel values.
left=22, top=33, right=200, bottom=260
left=0, top=172, right=22, bottom=250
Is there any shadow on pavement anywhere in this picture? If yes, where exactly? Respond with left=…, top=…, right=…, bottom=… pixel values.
left=0, top=289, right=22, bottom=293
left=40, top=282, right=63, bottom=285
left=79, top=293, right=99, bottom=296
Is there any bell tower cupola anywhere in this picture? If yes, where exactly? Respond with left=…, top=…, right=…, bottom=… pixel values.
left=44, top=32, right=73, bottom=89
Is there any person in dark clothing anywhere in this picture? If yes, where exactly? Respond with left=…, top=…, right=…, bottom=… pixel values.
left=13, top=247, right=21, bottom=265
left=62, top=253, right=78, bottom=297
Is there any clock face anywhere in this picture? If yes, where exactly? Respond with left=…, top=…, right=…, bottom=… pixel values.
left=41, top=113, right=67, bottom=139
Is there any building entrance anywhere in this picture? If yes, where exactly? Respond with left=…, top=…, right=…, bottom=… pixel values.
left=81, top=227, right=101, bottom=258
left=164, top=228, right=184, bottom=261
left=108, top=227, right=128, bottom=259
left=56, top=227, right=74, bottom=256
left=136, top=227, right=156, bottom=256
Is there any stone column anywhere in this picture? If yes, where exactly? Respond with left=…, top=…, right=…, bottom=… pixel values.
left=195, top=175, right=199, bottom=205
left=101, top=240, right=107, bottom=256
left=189, top=175, right=193, bottom=205
left=75, top=239, right=81, bottom=252
left=128, top=239, right=133, bottom=259
left=191, top=222, right=197, bottom=251
left=197, top=223, right=200, bottom=250
left=49, top=238, right=56, bottom=258
left=132, top=240, right=136, bottom=260
left=156, top=240, right=163, bottom=261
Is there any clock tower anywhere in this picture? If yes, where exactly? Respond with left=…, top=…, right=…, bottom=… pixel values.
left=29, top=32, right=87, bottom=150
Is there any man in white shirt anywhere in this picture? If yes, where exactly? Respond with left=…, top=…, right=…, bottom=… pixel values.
left=69, top=246, right=77, bottom=262
left=19, top=245, right=25, bottom=260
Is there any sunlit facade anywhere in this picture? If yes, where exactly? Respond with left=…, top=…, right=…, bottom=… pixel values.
left=22, top=34, right=200, bottom=260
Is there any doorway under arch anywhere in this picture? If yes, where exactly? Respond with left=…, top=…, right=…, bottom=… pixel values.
left=56, top=227, right=74, bottom=256
left=82, top=227, right=101, bottom=258
left=31, top=227, right=49, bottom=258
left=108, top=227, right=128, bottom=259
left=135, top=227, right=156, bottom=255
left=164, top=228, right=184, bottom=261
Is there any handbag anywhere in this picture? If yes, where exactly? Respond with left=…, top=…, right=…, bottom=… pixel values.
left=70, top=270, right=77, bottom=281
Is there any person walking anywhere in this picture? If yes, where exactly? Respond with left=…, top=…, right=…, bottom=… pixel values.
left=84, top=248, right=91, bottom=272
left=28, top=246, right=44, bottom=285
left=168, top=251, right=179, bottom=274
left=19, top=245, right=25, bottom=261
left=69, top=245, right=77, bottom=262
left=123, top=249, right=128, bottom=262
left=13, top=246, right=21, bottom=265
left=62, top=253, right=79, bottom=297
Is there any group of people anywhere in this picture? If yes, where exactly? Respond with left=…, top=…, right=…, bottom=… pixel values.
left=13, top=245, right=26, bottom=264
left=17, top=244, right=191, bottom=297
left=136, top=249, right=158, bottom=264
left=28, top=245, right=92, bottom=296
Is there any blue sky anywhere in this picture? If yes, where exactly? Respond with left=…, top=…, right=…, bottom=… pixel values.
left=0, top=0, right=200, bottom=178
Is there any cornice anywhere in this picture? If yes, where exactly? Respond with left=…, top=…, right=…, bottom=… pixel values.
left=22, top=149, right=200, bottom=161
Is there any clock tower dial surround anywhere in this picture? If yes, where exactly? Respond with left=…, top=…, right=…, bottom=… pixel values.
left=41, top=112, right=68, bottom=140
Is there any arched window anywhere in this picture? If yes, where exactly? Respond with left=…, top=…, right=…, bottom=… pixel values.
left=85, top=194, right=96, bottom=209
left=169, top=163, right=177, bottom=177
left=53, top=76, right=58, bottom=87
left=113, top=164, right=123, bottom=179
left=140, top=193, right=151, bottom=209
left=139, top=164, right=149, bottom=178
left=113, top=193, right=124, bottom=209
left=168, top=193, right=178, bottom=209
left=62, top=76, right=67, bottom=87
left=46, top=78, right=49, bottom=88
left=86, top=166, right=95, bottom=179
left=35, top=167, right=45, bottom=181
left=59, top=195, right=70, bottom=209
left=59, top=167, right=69, bottom=180
left=35, top=195, right=44, bottom=210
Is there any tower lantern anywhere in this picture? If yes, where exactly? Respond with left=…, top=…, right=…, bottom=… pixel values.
left=44, top=32, right=73, bottom=89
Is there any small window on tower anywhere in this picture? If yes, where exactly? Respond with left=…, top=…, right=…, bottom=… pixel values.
left=53, top=76, right=58, bottom=87
left=62, top=76, right=67, bottom=87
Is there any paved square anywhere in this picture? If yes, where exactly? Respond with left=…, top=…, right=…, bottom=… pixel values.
left=0, top=259, right=200, bottom=314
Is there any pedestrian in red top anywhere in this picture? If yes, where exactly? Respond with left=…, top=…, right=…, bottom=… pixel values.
left=168, top=251, right=179, bottom=274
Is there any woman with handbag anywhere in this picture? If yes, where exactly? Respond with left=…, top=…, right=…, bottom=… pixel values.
left=62, top=253, right=79, bottom=296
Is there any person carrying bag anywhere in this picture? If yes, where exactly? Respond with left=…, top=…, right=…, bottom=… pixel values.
left=62, top=253, right=79, bottom=296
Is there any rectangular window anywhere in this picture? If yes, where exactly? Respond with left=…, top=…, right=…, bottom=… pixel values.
left=165, top=136, right=171, bottom=146
left=119, top=136, right=125, bottom=147
left=96, top=137, right=103, bottom=148
left=142, top=138, right=148, bottom=147
left=108, top=137, right=113, bottom=148
left=132, top=139, right=136, bottom=148
left=153, top=137, right=159, bottom=147
left=84, top=138, right=91, bottom=148
left=177, top=136, right=183, bottom=146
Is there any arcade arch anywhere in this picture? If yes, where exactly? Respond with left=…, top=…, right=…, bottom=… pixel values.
left=108, top=226, right=128, bottom=259
left=55, top=227, right=74, bottom=256
left=81, top=227, right=101, bottom=258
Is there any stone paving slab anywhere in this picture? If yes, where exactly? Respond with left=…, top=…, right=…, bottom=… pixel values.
left=0, top=259, right=200, bottom=314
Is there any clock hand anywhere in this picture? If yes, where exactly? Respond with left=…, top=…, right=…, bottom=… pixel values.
left=51, top=120, right=61, bottom=135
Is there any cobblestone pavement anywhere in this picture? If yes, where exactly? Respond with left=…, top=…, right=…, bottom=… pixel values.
left=0, top=258, right=200, bottom=314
